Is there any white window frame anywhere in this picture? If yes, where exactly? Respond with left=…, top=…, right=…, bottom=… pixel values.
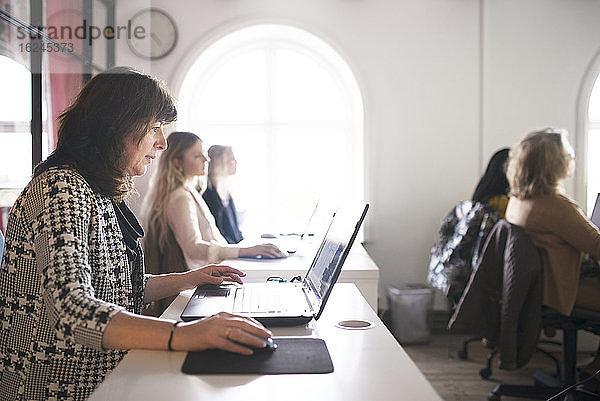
left=0, top=55, right=52, bottom=208
left=577, top=51, right=600, bottom=213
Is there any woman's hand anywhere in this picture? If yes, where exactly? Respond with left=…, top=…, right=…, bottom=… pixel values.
left=143, top=264, right=245, bottom=303
left=188, top=264, right=246, bottom=286
left=239, top=244, right=285, bottom=258
left=171, top=312, right=272, bottom=354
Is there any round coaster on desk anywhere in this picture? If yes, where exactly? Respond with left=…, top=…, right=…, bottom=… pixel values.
left=335, top=320, right=375, bottom=330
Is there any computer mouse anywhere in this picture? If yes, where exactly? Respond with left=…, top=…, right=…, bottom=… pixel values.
left=254, top=337, right=277, bottom=353
left=232, top=336, right=277, bottom=352
left=260, top=233, right=278, bottom=239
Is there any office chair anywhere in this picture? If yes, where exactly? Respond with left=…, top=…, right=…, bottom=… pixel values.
left=449, top=220, right=545, bottom=373
left=449, top=219, right=600, bottom=400
left=458, top=333, right=561, bottom=381
left=487, top=306, right=600, bottom=400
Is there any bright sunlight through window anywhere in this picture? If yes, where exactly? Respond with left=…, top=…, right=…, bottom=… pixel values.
left=0, top=55, right=32, bottom=190
left=587, top=73, right=600, bottom=212
left=178, top=25, right=364, bottom=236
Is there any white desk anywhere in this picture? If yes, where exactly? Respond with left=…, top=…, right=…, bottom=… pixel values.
left=224, top=243, right=380, bottom=311
left=90, top=283, right=441, bottom=401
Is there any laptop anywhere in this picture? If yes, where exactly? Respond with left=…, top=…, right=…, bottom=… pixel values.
left=275, top=200, right=320, bottom=254
left=241, top=201, right=320, bottom=259
left=181, top=203, right=369, bottom=326
left=591, top=193, right=600, bottom=227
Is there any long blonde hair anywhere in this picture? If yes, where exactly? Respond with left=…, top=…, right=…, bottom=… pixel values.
left=506, top=128, right=574, bottom=199
left=144, top=131, right=202, bottom=248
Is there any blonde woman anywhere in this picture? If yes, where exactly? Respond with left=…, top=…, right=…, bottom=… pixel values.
left=203, top=145, right=243, bottom=244
left=144, top=132, right=283, bottom=277
left=505, top=128, right=600, bottom=315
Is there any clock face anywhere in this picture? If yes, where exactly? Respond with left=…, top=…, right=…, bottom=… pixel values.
left=127, top=8, right=178, bottom=60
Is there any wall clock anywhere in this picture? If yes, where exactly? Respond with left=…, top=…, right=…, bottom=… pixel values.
left=127, top=8, right=178, bottom=60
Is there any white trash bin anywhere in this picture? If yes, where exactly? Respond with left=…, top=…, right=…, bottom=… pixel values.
left=387, top=284, right=434, bottom=344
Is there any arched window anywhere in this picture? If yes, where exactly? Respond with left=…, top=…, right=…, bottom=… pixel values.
left=0, top=55, right=52, bottom=210
left=177, top=24, right=364, bottom=234
left=586, top=72, right=600, bottom=210
left=0, top=55, right=32, bottom=192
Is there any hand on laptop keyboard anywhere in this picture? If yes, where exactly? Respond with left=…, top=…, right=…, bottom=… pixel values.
left=239, top=243, right=286, bottom=259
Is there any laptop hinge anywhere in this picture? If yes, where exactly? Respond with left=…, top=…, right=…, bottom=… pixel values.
left=302, top=281, right=319, bottom=314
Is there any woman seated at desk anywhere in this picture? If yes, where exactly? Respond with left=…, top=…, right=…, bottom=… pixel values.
left=505, top=128, right=600, bottom=315
left=0, top=68, right=272, bottom=401
left=428, top=147, right=511, bottom=309
left=202, top=145, right=244, bottom=244
left=472, top=147, right=510, bottom=218
left=143, top=131, right=283, bottom=275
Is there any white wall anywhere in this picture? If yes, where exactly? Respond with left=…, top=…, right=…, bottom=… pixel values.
left=114, top=0, right=600, bottom=310
left=483, top=0, right=600, bottom=201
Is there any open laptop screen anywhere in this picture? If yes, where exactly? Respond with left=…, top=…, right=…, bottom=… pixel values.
left=306, top=238, right=345, bottom=297
left=304, top=204, right=369, bottom=318
left=591, top=193, right=600, bottom=228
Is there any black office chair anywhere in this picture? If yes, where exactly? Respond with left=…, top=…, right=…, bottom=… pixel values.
left=458, top=330, right=561, bottom=381
left=449, top=220, right=600, bottom=400
left=487, top=307, right=600, bottom=401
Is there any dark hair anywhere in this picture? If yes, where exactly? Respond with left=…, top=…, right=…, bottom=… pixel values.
left=35, top=66, right=177, bottom=201
left=472, top=148, right=510, bottom=202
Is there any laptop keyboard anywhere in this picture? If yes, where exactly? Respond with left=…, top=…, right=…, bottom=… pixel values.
left=233, top=286, right=285, bottom=313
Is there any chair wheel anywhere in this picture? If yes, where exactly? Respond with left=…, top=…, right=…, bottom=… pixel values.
left=487, top=393, right=500, bottom=401
left=457, top=349, right=468, bottom=360
left=480, top=367, right=492, bottom=379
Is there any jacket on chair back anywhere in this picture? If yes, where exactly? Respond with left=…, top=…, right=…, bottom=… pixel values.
left=448, top=219, right=543, bottom=370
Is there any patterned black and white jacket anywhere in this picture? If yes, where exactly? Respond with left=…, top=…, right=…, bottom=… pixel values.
left=0, top=167, right=147, bottom=400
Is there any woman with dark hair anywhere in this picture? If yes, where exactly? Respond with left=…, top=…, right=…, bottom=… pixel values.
left=203, top=145, right=244, bottom=244
left=0, top=67, right=272, bottom=400
left=472, top=148, right=510, bottom=217
left=429, top=148, right=511, bottom=308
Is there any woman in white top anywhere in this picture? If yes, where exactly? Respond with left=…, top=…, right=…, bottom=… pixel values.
left=144, top=131, right=283, bottom=276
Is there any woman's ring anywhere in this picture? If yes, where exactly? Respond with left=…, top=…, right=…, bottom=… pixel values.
left=225, top=327, right=232, bottom=339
